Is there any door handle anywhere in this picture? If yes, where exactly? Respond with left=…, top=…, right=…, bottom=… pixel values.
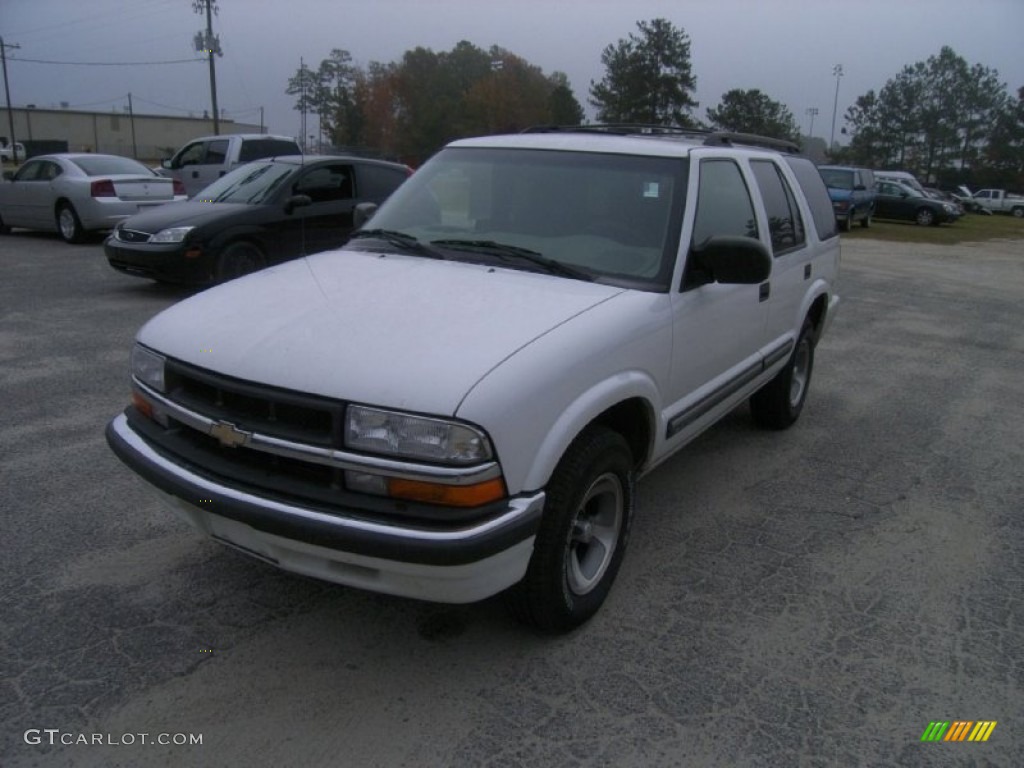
left=759, top=282, right=770, bottom=302
left=191, top=171, right=199, bottom=178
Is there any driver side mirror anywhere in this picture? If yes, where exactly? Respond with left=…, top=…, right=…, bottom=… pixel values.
left=284, top=194, right=312, bottom=215
left=687, top=236, right=771, bottom=287
left=160, top=158, right=173, bottom=170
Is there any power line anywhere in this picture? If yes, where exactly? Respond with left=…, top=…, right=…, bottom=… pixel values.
left=10, top=56, right=203, bottom=67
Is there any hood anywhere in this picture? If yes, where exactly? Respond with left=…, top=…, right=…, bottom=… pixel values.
left=118, top=201, right=250, bottom=233
left=137, top=249, right=625, bottom=416
left=826, top=187, right=853, bottom=203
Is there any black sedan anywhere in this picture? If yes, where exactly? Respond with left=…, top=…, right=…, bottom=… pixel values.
left=873, top=180, right=959, bottom=226
left=105, top=155, right=410, bottom=284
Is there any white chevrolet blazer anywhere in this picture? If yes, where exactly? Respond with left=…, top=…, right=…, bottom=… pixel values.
left=107, top=128, right=840, bottom=632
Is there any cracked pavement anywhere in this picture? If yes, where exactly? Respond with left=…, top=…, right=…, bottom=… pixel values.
left=1, top=233, right=1022, bottom=766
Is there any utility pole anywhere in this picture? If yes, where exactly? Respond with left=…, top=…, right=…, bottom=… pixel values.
left=127, top=93, right=138, bottom=158
left=300, top=57, right=307, bottom=151
left=830, top=64, right=844, bottom=152
left=259, top=106, right=264, bottom=134
left=1, top=37, right=20, bottom=155
left=192, top=0, right=222, bottom=135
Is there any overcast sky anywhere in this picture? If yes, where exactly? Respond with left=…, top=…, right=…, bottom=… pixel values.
left=3, top=0, right=1023, bottom=144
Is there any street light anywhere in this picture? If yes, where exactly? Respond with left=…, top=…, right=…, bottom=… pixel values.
left=830, top=64, right=844, bottom=152
left=805, top=107, right=819, bottom=139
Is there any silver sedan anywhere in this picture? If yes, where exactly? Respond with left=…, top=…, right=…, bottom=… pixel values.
left=0, top=154, right=187, bottom=243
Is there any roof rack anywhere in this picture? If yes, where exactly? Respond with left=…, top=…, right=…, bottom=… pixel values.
left=703, top=132, right=800, bottom=154
left=521, top=124, right=801, bottom=154
left=521, top=123, right=711, bottom=138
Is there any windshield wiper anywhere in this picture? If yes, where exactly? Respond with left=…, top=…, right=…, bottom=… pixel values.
left=430, top=239, right=593, bottom=281
left=348, top=229, right=447, bottom=260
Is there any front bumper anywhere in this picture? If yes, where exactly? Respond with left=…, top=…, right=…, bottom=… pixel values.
left=104, top=238, right=209, bottom=284
left=106, top=413, right=544, bottom=603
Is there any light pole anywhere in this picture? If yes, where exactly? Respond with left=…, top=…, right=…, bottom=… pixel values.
left=829, top=64, right=844, bottom=152
left=805, top=107, right=819, bottom=139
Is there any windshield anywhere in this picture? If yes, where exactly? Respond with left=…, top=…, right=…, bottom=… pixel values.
left=350, top=147, right=687, bottom=291
left=194, top=161, right=295, bottom=204
left=818, top=168, right=854, bottom=190
left=72, top=156, right=155, bottom=177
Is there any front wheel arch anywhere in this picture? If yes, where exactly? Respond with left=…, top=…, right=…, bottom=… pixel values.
left=505, top=425, right=635, bottom=632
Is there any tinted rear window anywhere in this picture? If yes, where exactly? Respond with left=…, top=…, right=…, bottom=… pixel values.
left=784, top=157, right=838, bottom=241
left=238, top=139, right=301, bottom=162
left=71, top=156, right=154, bottom=177
left=358, top=164, right=410, bottom=199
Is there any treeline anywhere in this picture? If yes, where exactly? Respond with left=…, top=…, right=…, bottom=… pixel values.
left=837, top=46, right=1023, bottom=189
left=286, top=23, right=1024, bottom=190
left=286, top=42, right=583, bottom=164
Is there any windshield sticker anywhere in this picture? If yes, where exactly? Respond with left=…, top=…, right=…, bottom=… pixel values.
left=643, top=182, right=660, bottom=198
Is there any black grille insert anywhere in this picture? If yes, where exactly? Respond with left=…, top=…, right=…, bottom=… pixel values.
left=164, top=359, right=344, bottom=448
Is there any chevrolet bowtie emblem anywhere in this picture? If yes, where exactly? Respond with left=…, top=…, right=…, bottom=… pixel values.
left=210, top=420, right=249, bottom=448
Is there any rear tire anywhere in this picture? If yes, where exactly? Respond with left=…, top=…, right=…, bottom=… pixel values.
left=216, top=241, right=266, bottom=282
left=0, top=213, right=10, bottom=234
left=839, top=215, right=851, bottom=232
left=56, top=203, right=86, bottom=244
left=505, top=426, right=634, bottom=632
left=750, top=318, right=816, bottom=430
left=1012, top=206, right=1024, bottom=218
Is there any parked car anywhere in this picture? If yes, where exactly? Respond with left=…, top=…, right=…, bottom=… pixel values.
left=0, top=153, right=187, bottom=242
left=873, top=180, right=959, bottom=226
left=971, top=189, right=1024, bottom=217
left=0, top=141, right=26, bottom=163
left=156, top=134, right=301, bottom=197
left=818, top=165, right=876, bottom=230
left=106, top=127, right=841, bottom=631
left=106, top=155, right=411, bottom=284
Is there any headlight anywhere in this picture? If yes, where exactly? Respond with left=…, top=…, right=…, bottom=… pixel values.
left=150, top=226, right=195, bottom=243
left=131, top=344, right=166, bottom=392
left=345, top=405, right=493, bottom=464
left=943, top=204, right=955, bottom=213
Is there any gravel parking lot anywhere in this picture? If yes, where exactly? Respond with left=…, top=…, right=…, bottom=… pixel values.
left=2, top=232, right=1022, bottom=767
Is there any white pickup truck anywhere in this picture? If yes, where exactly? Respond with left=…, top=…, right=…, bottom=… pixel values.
left=972, top=188, right=1024, bottom=217
left=107, top=127, right=841, bottom=631
left=0, top=141, right=25, bottom=163
left=156, top=133, right=301, bottom=197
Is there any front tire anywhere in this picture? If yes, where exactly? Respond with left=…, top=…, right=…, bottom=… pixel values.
left=860, top=210, right=872, bottom=228
left=915, top=207, right=936, bottom=226
left=750, top=318, right=816, bottom=430
left=505, top=426, right=634, bottom=632
left=56, top=203, right=86, bottom=243
left=216, top=241, right=266, bottom=282
left=1012, top=206, right=1024, bottom=218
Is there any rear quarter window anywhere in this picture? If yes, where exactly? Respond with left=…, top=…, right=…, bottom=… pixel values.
left=238, top=139, right=301, bottom=162
left=784, top=157, right=838, bottom=241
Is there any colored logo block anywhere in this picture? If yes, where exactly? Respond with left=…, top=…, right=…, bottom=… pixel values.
left=921, top=721, right=997, bottom=742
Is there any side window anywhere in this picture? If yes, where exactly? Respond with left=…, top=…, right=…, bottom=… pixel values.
left=751, top=160, right=805, bottom=255
left=204, top=139, right=230, bottom=165
left=38, top=161, right=63, bottom=181
left=783, top=156, right=837, bottom=241
left=976, top=190, right=990, bottom=199
left=690, top=159, right=758, bottom=248
left=177, top=142, right=206, bottom=167
left=358, top=165, right=410, bottom=200
left=293, top=164, right=354, bottom=203
left=14, top=161, right=44, bottom=181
